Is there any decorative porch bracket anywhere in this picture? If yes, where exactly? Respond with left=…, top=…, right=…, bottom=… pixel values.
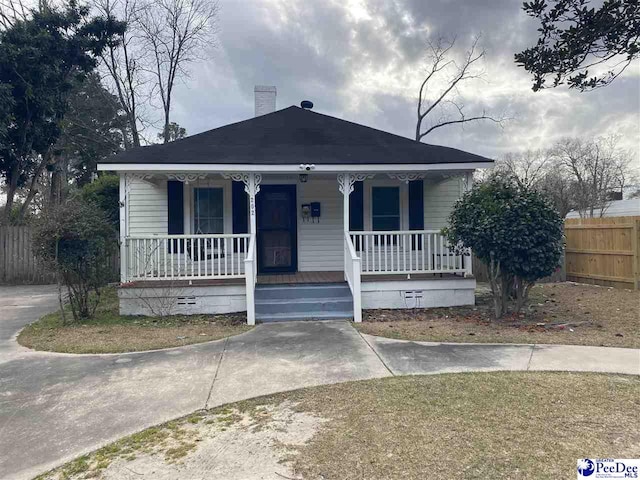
left=165, top=173, right=208, bottom=183
left=386, top=172, right=425, bottom=183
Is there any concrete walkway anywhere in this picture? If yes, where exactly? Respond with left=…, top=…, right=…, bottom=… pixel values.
left=0, top=286, right=638, bottom=480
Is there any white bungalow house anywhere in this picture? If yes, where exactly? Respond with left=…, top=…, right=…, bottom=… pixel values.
left=97, top=86, right=493, bottom=325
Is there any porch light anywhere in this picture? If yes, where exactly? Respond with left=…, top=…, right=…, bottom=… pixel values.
left=299, top=174, right=308, bottom=183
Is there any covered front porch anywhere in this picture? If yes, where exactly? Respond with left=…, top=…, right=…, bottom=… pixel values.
left=115, top=168, right=475, bottom=324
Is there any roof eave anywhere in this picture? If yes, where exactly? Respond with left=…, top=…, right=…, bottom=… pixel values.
left=97, top=162, right=494, bottom=173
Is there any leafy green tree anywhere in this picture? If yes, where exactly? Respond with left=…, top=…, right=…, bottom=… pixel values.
left=157, top=122, right=186, bottom=143
left=444, top=178, right=564, bottom=318
left=516, top=0, right=640, bottom=91
left=32, top=196, right=118, bottom=321
left=59, top=73, right=127, bottom=187
left=0, top=0, right=125, bottom=224
left=81, top=174, right=119, bottom=230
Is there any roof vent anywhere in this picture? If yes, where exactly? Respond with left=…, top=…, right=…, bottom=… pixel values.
left=300, top=100, right=313, bottom=110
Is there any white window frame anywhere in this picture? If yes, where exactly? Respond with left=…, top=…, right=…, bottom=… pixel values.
left=363, top=178, right=409, bottom=231
left=184, top=178, right=232, bottom=234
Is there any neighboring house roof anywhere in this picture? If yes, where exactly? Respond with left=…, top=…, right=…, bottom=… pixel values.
left=101, top=106, right=493, bottom=166
left=566, top=198, right=640, bottom=218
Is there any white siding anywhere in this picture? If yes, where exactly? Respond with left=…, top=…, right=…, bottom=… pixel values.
left=127, top=176, right=168, bottom=236
left=297, top=177, right=344, bottom=271
left=424, top=176, right=462, bottom=229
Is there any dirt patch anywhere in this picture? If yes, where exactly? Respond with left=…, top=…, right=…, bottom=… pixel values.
left=356, top=282, right=640, bottom=348
left=39, top=402, right=325, bottom=480
left=18, top=287, right=253, bottom=353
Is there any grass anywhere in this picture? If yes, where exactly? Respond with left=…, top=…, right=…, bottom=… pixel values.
left=39, top=372, right=640, bottom=480
left=35, top=418, right=202, bottom=480
left=356, top=282, right=640, bottom=348
left=18, top=287, right=253, bottom=354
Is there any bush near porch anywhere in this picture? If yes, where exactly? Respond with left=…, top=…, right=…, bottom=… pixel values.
left=357, top=282, right=640, bottom=348
left=18, top=287, right=252, bottom=354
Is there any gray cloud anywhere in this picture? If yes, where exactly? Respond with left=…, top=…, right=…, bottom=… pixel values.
left=170, top=0, right=640, bottom=161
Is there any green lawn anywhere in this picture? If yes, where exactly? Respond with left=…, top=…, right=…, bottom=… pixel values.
left=18, top=287, right=252, bottom=353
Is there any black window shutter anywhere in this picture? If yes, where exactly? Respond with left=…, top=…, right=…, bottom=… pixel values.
left=232, top=181, right=248, bottom=234
left=167, top=181, right=184, bottom=234
left=167, top=180, right=184, bottom=253
left=232, top=181, right=248, bottom=252
left=349, top=181, right=364, bottom=231
left=409, top=180, right=424, bottom=250
left=349, top=181, right=364, bottom=250
left=408, top=180, right=424, bottom=230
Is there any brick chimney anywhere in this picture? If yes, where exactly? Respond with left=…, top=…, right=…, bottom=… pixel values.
left=254, top=85, right=276, bottom=117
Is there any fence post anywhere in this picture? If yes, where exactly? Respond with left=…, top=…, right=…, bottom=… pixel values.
left=0, top=227, right=4, bottom=283
left=633, top=219, right=639, bottom=290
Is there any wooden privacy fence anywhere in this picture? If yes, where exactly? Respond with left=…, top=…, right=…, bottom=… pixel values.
left=0, top=226, right=56, bottom=284
left=0, top=226, right=120, bottom=285
left=472, top=256, right=566, bottom=284
left=564, top=216, right=639, bottom=290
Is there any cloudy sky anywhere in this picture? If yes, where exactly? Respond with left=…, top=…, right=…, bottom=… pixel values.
left=168, top=0, right=640, bottom=162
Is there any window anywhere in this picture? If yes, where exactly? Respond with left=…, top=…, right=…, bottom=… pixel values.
left=372, top=186, right=400, bottom=231
left=193, top=188, right=224, bottom=233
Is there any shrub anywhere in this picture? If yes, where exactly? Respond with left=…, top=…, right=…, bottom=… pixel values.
left=444, top=177, right=563, bottom=318
left=33, top=197, right=118, bottom=322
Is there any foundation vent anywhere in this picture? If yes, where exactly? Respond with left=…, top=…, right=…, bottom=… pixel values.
left=177, top=296, right=197, bottom=306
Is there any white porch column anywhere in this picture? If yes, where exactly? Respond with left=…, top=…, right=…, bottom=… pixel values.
left=222, top=173, right=261, bottom=326
left=338, top=173, right=354, bottom=282
left=247, top=173, right=261, bottom=235
left=119, top=173, right=128, bottom=283
left=462, top=170, right=474, bottom=278
left=339, top=173, right=352, bottom=233
left=221, top=173, right=261, bottom=235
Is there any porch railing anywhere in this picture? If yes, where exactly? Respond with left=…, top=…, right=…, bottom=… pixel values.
left=344, top=232, right=362, bottom=323
left=124, top=234, right=251, bottom=281
left=348, top=230, right=470, bottom=275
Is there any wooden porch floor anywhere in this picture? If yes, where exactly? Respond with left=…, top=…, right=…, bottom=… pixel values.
left=123, top=271, right=466, bottom=288
left=257, top=271, right=344, bottom=284
left=256, top=271, right=466, bottom=284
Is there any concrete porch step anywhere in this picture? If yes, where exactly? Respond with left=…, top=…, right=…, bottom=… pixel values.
left=255, top=283, right=351, bottom=300
left=254, top=282, right=353, bottom=322
left=255, top=311, right=354, bottom=322
left=256, top=297, right=353, bottom=315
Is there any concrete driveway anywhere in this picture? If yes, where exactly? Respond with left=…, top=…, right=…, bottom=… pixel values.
left=0, top=285, right=638, bottom=480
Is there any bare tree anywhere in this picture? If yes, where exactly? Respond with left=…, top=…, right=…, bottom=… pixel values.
left=416, top=36, right=507, bottom=141
left=537, top=172, right=576, bottom=219
left=93, top=0, right=146, bottom=148
left=551, top=136, right=630, bottom=217
left=138, top=0, right=218, bottom=144
left=0, top=0, right=29, bottom=28
left=496, top=150, right=551, bottom=189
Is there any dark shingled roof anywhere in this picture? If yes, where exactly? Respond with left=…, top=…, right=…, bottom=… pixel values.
left=102, top=106, right=493, bottom=165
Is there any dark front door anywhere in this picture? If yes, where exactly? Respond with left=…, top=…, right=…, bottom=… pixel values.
left=257, top=185, right=297, bottom=273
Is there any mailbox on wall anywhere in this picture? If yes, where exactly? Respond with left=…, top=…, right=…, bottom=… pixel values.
left=310, top=202, right=321, bottom=219
left=302, top=202, right=321, bottom=223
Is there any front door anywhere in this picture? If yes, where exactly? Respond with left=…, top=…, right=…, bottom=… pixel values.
left=257, top=185, right=297, bottom=273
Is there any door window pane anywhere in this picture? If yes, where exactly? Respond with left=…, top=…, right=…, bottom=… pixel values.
left=194, top=188, right=224, bottom=233
left=372, top=187, right=400, bottom=231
